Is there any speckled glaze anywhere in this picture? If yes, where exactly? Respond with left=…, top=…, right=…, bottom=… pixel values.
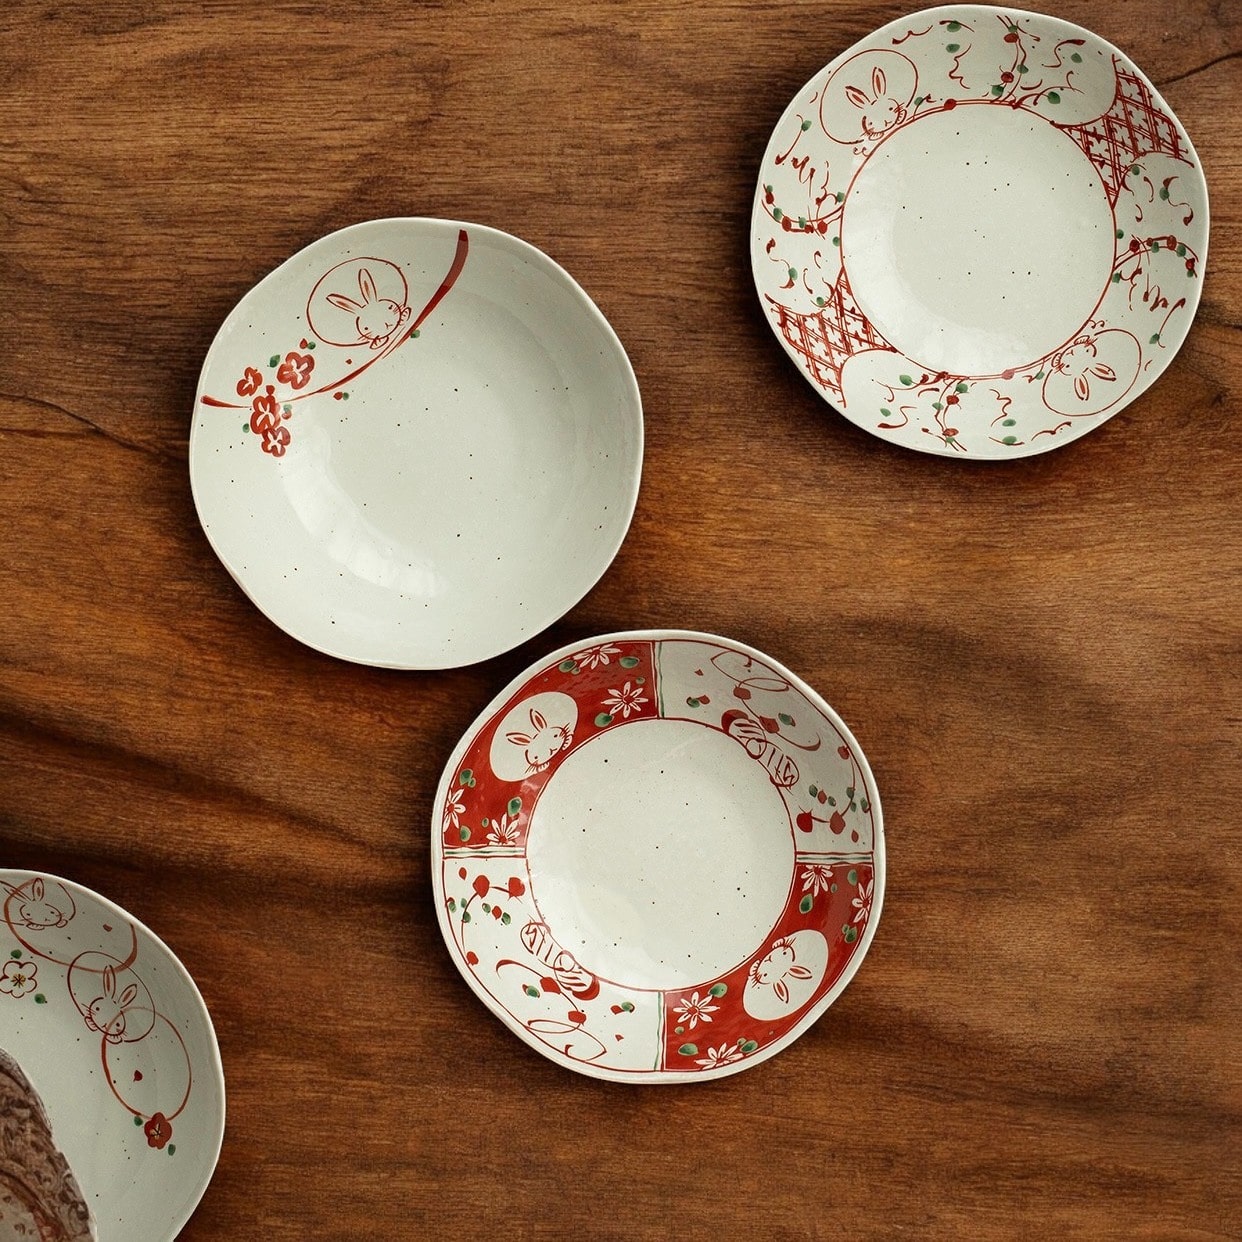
left=431, top=631, right=885, bottom=1083
left=752, top=5, right=1208, bottom=458
left=0, top=872, right=224, bottom=1242
left=190, top=218, right=643, bottom=668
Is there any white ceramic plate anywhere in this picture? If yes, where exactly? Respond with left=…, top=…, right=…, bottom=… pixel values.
left=431, top=631, right=884, bottom=1082
left=190, top=219, right=643, bottom=668
left=0, top=872, right=224, bottom=1241
left=752, top=5, right=1208, bottom=458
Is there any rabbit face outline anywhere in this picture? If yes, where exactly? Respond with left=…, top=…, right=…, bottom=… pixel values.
left=506, top=708, right=574, bottom=775
left=85, top=964, right=140, bottom=1044
left=1, top=877, right=74, bottom=930
left=846, top=65, right=907, bottom=139
left=325, top=266, right=411, bottom=349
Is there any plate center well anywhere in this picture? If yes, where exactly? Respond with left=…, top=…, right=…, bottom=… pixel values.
left=525, top=719, right=795, bottom=991
left=841, top=103, right=1115, bottom=377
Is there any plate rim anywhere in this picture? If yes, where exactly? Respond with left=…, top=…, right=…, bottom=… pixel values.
left=750, top=2, right=1211, bottom=461
left=188, top=216, right=644, bottom=670
left=1, top=868, right=226, bottom=1241
left=430, top=628, right=886, bottom=1084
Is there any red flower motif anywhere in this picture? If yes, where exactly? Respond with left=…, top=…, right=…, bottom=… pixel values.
left=277, top=351, right=314, bottom=390
left=261, top=424, right=291, bottom=457
left=249, top=387, right=281, bottom=436
left=236, top=366, right=263, bottom=397
left=143, top=1112, right=172, bottom=1149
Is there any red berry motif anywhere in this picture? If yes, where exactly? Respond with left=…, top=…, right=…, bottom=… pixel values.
left=829, top=811, right=846, bottom=834
left=472, top=875, right=490, bottom=899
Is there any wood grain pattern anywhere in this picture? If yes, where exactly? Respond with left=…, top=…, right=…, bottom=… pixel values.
left=1, top=1, right=1239, bottom=1236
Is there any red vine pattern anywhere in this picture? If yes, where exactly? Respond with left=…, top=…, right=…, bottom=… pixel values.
left=756, top=8, right=1206, bottom=455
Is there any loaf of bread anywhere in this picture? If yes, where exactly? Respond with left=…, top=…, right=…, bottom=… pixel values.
left=0, top=1048, right=95, bottom=1241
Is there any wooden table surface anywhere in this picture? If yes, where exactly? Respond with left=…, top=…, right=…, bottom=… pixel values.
left=2, top=1, right=1239, bottom=1237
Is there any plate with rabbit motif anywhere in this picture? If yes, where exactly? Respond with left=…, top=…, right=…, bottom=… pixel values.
left=190, top=218, right=643, bottom=669
left=0, top=871, right=225, bottom=1241
left=431, top=631, right=885, bottom=1082
left=752, top=5, right=1208, bottom=458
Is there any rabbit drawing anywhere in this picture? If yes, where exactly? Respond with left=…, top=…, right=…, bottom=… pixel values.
left=326, top=267, right=409, bottom=349
left=506, top=708, right=573, bottom=775
left=85, top=964, right=140, bottom=1043
left=1, top=877, right=74, bottom=929
left=846, top=65, right=907, bottom=138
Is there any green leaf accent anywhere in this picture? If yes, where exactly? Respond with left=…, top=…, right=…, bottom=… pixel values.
left=1071, top=52, right=1082, bottom=62
left=946, top=42, right=959, bottom=52
left=1002, top=418, right=1016, bottom=427
left=899, top=374, right=913, bottom=387
left=459, top=769, right=473, bottom=785
left=861, top=800, right=871, bottom=813
left=242, top=422, right=250, bottom=432
left=779, top=712, right=794, bottom=725
left=800, top=894, right=814, bottom=914
left=1008, top=22, right=1019, bottom=31
left=558, top=658, right=578, bottom=672
left=168, top=1143, right=176, bottom=1155
left=501, top=913, right=511, bottom=925
left=946, top=19, right=961, bottom=30
left=800, top=118, right=813, bottom=131
left=595, top=712, right=613, bottom=727
left=675, top=1025, right=684, bottom=1035
left=1177, top=243, right=1186, bottom=256
left=1150, top=333, right=1161, bottom=345
left=740, top=1039, right=759, bottom=1053
left=508, top=796, right=522, bottom=816
left=635, top=676, right=645, bottom=685
left=709, top=983, right=728, bottom=998
left=827, top=796, right=836, bottom=806
left=832, top=236, right=839, bottom=247
left=622, top=1001, right=635, bottom=1012
left=134, top=1115, right=143, bottom=1126
left=268, top=354, right=279, bottom=367
left=991, top=84, right=1004, bottom=97
left=481, top=902, right=491, bottom=914
left=459, top=827, right=470, bottom=843
left=306, top=341, right=315, bottom=349
left=447, top=897, right=456, bottom=911
left=462, top=910, right=471, bottom=923
left=808, top=784, right=818, bottom=796
left=879, top=407, right=891, bottom=418
left=342, top=392, right=349, bottom=400
left=1116, top=229, right=1125, bottom=238
left=844, top=926, right=858, bottom=944
left=1035, top=370, right=1045, bottom=379
left=34, top=994, right=46, bottom=1004
left=620, top=655, right=640, bottom=668
left=815, top=297, right=826, bottom=307
left=955, top=382, right=968, bottom=393
left=525, top=985, right=539, bottom=998
left=835, top=191, right=845, bottom=202
left=1112, top=273, right=1122, bottom=284
left=787, top=266, right=797, bottom=280
left=932, top=402, right=943, bottom=411
left=1002, top=435, right=1018, bottom=445
left=1131, top=164, right=1141, bottom=174
left=1017, top=63, right=1027, bottom=74
left=914, top=95, right=925, bottom=104
left=686, top=697, right=701, bottom=708
left=9, top=950, right=20, bottom=959
left=830, top=883, right=838, bottom=893
left=773, top=207, right=783, bottom=221
left=481, top=817, right=489, bottom=828
left=848, top=868, right=859, bottom=885
left=678, top=1043, right=698, bottom=1056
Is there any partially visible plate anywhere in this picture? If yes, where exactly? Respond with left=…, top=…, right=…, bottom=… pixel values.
left=431, top=631, right=885, bottom=1082
left=752, top=5, right=1209, bottom=458
left=0, top=872, right=224, bottom=1241
left=190, top=218, right=643, bottom=668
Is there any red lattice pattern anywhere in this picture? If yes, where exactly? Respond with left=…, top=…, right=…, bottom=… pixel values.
left=1063, top=66, right=1188, bottom=203
left=768, top=273, right=888, bottom=401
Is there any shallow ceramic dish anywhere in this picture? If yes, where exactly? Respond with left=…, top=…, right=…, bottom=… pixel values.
left=190, top=219, right=643, bottom=668
left=431, top=631, right=884, bottom=1082
left=0, top=871, right=224, bottom=1241
left=752, top=5, right=1208, bottom=458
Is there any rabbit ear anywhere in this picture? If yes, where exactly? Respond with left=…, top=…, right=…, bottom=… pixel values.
left=0, top=882, right=17, bottom=898
left=845, top=84, right=869, bottom=109
left=358, top=268, right=378, bottom=305
left=506, top=731, right=533, bottom=746
left=31, top=878, right=44, bottom=901
left=872, top=66, right=886, bottom=97
left=529, top=709, right=547, bottom=732
left=327, top=292, right=363, bottom=313
left=118, top=982, right=139, bottom=1008
left=103, top=964, right=117, bottom=997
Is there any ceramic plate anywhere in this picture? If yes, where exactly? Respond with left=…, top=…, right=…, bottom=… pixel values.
left=431, top=631, right=884, bottom=1082
left=190, top=219, right=643, bottom=668
left=0, top=872, right=224, bottom=1240
left=752, top=5, right=1208, bottom=458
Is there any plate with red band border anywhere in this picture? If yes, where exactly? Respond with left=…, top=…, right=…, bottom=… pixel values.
left=0, top=871, right=224, bottom=1241
left=431, top=631, right=885, bottom=1082
left=190, top=218, right=643, bottom=668
left=751, top=5, right=1208, bottom=458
